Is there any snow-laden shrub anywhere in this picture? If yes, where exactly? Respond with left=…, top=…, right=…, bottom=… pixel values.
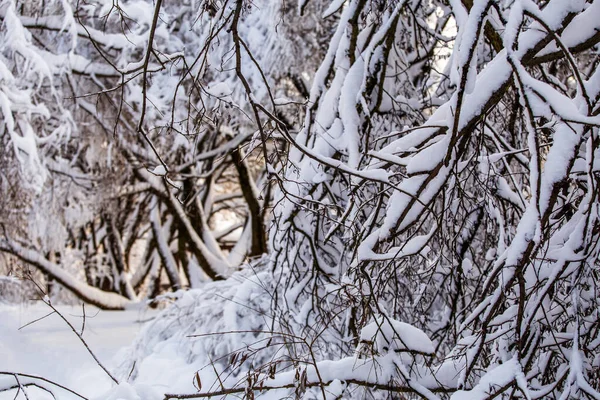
left=114, top=262, right=278, bottom=396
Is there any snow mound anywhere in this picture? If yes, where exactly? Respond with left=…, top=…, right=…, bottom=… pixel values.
left=450, top=358, right=523, bottom=400
left=114, top=262, right=276, bottom=396
left=149, top=165, right=166, bottom=176
left=360, top=317, right=435, bottom=355
left=206, top=82, right=232, bottom=98
left=97, top=382, right=162, bottom=400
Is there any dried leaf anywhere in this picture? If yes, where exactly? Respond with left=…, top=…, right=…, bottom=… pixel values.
left=194, top=372, right=202, bottom=392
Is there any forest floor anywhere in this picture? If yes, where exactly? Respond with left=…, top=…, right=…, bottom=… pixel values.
left=0, top=303, right=158, bottom=400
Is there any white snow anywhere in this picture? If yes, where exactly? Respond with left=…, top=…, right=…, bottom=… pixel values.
left=0, top=303, right=158, bottom=400
left=149, top=165, right=167, bottom=176
left=206, top=82, right=232, bottom=98
left=450, top=358, right=522, bottom=400
left=360, top=317, right=435, bottom=355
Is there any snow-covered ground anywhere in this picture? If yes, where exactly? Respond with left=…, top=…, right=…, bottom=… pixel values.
left=0, top=303, right=158, bottom=400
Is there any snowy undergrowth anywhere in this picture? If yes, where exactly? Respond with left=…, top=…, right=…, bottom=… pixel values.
left=111, top=262, right=278, bottom=398
left=105, top=263, right=459, bottom=400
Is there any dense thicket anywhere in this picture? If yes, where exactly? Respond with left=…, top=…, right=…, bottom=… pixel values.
left=1, top=0, right=600, bottom=398
left=0, top=0, right=310, bottom=307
